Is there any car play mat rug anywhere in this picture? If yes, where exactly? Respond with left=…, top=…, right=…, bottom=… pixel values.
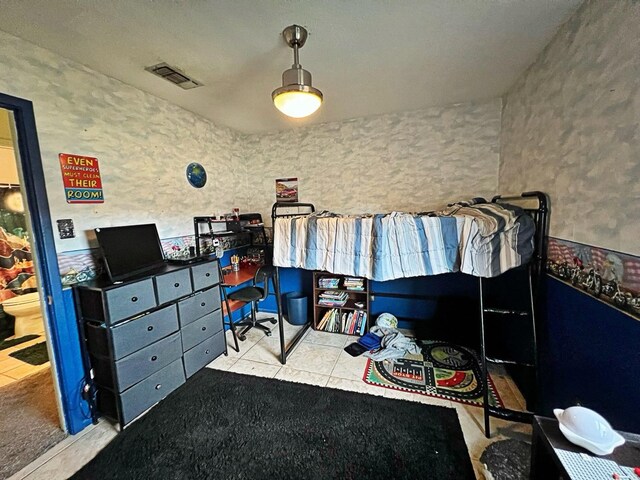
left=363, top=340, right=504, bottom=407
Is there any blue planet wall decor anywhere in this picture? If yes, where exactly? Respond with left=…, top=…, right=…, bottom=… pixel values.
left=186, top=162, right=207, bottom=188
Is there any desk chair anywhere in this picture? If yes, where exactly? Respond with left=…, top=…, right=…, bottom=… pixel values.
left=228, top=266, right=277, bottom=341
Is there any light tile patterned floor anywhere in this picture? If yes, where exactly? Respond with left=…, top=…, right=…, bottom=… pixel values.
left=0, top=334, right=50, bottom=386
left=9, top=319, right=532, bottom=480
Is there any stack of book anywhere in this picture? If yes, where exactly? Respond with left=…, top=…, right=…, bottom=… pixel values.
left=318, top=277, right=340, bottom=289
left=343, top=277, right=364, bottom=291
left=317, top=309, right=368, bottom=334
left=318, top=291, right=348, bottom=307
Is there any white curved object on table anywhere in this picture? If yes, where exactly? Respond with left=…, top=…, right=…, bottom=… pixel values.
left=554, top=406, right=625, bottom=456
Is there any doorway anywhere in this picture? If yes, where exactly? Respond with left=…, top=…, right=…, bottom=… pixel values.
left=0, top=104, right=67, bottom=477
left=0, top=108, right=51, bottom=383
left=0, top=92, right=93, bottom=441
left=0, top=94, right=72, bottom=478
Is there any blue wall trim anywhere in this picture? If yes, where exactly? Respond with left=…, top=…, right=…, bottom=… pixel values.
left=541, top=275, right=640, bottom=433
left=60, top=289, right=92, bottom=432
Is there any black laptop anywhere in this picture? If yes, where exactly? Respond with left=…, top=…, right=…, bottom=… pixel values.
left=167, top=254, right=213, bottom=265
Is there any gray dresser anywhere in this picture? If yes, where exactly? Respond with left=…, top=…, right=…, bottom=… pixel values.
left=74, top=259, right=225, bottom=427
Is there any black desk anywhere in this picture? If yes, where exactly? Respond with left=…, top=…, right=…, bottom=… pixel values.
left=530, top=416, right=640, bottom=479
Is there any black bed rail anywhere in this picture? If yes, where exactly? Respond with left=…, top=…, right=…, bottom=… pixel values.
left=492, top=191, right=549, bottom=293
left=271, top=202, right=316, bottom=365
left=271, top=202, right=315, bottom=219
left=481, top=191, right=549, bottom=437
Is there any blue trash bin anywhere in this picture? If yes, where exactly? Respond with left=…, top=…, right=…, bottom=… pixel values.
left=285, top=291, right=308, bottom=325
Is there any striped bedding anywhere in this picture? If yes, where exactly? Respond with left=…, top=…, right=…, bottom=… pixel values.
left=273, top=202, right=535, bottom=281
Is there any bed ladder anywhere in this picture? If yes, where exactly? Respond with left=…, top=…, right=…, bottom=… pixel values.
left=478, top=264, right=539, bottom=438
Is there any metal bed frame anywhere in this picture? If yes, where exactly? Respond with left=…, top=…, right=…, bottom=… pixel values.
left=492, top=191, right=549, bottom=296
left=271, top=202, right=316, bottom=364
left=480, top=191, right=549, bottom=436
left=270, top=192, right=550, bottom=432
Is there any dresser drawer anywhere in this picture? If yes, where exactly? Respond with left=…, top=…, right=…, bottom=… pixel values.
left=154, top=268, right=192, bottom=305
left=110, top=304, right=179, bottom=359
left=180, top=309, right=223, bottom=352
left=84, top=304, right=179, bottom=360
left=119, top=359, right=185, bottom=425
left=104, top=279, right=157, bottom=324
left=113, top=332, right=182, bottom=392
left=183, top=330, right=226, bottom=378
left=191, top=261, right=220, bottom=290
left=177, top=288, right=221, bottom=326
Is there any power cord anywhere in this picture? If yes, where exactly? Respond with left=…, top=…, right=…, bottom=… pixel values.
left=79, top=376, right=99, bottom=424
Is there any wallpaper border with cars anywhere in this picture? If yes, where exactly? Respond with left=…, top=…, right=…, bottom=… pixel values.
left=546, top=237, right=640, bottom=320
left=11, top=225, right=640, bottom=324
left=57, top=230, right=257, bottom=286
left=57, top=235, right=196, bottom=286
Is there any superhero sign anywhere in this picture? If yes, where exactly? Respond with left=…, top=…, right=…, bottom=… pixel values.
left=59, top=153, right=104, bottom=204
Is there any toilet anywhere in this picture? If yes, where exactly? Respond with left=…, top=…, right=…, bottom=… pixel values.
left=2, top=291, right=44, bottom=337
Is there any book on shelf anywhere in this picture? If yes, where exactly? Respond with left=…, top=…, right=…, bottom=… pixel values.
left=343, top=277, right=365, bottom=291
left=317, top=308, right=367, bottom=335
left=318, top=309, right=340, bottom=332
left=317, top=309, right=332, bottom=331
left=318, top=290, right=348, bottom=307
left=318, top=277, right=340, bottom=289
left=319, top=291, right=347, bottom=299
left=359, top=311, right=367, bottom=335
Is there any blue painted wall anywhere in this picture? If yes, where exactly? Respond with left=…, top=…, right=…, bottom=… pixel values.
left=216, top=249, right=312, bottom=324
left=370, top=273, right=478, bottom=340
left=541, top=276, right=640, bottom=433
left=250, top=266, right=313, bottom=322
left=259, top=268, right=480, bottom=346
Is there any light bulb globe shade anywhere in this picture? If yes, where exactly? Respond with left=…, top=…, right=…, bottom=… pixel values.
left=272, top=85, right=323, bottom=118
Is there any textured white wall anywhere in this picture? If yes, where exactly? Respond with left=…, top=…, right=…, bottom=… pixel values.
left=0, top=30, right=503, bottom=256
left=500, top=0, right=640, bottom=255
left=0, top=31, right=248, bottom=252
left=242, top=100, right=502, bottom=223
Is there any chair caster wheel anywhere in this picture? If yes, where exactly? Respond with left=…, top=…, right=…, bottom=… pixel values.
left=238, top=335, right=246, bottom=341
left=265, top=331, right=272, bottom=337
left=269, top=319, right=277, bottom=325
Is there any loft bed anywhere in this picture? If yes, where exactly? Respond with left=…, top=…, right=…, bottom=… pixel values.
left=273, top=195, right=543, bottom=281
left=271, top=193, right=549, bottom=436
left=270, top=192, right=547, bottom=320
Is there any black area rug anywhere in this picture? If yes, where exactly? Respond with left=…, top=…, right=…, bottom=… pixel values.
left=73, top=369, right=475, bottom=480
left=9, top=341, right=49, bottom=365
left=480, top=439, right=531, bottom=480
left=0, top=334, right=39, bottom=351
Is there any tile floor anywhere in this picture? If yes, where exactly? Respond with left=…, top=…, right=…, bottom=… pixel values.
left=0, top=334, right=50, bottom=387
left=9, top=320, right=532, bottom=480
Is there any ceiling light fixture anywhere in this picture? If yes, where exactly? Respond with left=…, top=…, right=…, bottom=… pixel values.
left=272, top=25, right=323, bottom=118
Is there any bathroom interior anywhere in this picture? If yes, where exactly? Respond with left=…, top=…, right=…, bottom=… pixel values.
left=0, top=107, right=62, bottom=473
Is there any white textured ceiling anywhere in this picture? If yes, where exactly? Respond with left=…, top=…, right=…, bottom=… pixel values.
left=0, top=0, right=582, bottom=134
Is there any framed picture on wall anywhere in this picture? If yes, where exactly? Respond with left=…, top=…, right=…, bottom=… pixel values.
left=275, top=177, right=298, bottom=203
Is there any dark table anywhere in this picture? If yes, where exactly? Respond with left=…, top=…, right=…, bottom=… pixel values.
left=530, top=416, right=640, bottom=479
left=219, top=263, right=261, bottom=353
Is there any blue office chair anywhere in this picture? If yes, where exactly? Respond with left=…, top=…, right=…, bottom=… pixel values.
left=228, top=265, right=278, bottom=340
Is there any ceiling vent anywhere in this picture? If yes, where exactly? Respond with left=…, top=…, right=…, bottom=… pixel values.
left=145, top=62, right=202, bottom=90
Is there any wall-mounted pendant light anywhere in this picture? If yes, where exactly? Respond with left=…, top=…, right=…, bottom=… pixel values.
left=272, top=25, right=323, bottom=118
